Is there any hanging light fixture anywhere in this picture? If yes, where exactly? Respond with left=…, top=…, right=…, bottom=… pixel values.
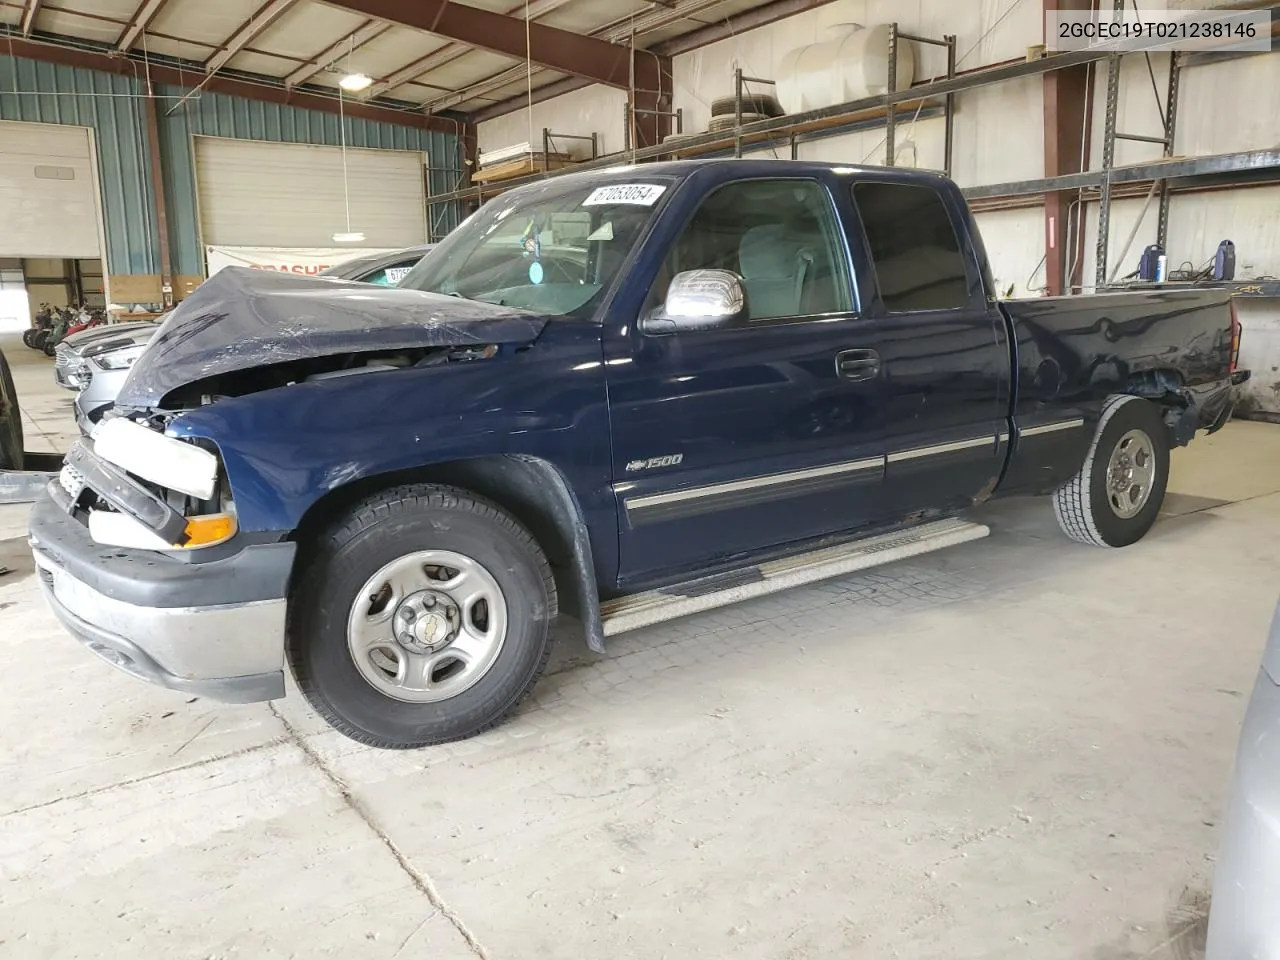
left=338, top=73, right=373, bottom=92
left=332, top=39, right=365, bottom=244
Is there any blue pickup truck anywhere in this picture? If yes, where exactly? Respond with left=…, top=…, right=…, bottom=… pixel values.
left=30, top=159, right=1246, bottom=748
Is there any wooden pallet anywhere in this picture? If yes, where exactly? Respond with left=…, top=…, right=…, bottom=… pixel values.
left=472, top=152, right=574, bottom=184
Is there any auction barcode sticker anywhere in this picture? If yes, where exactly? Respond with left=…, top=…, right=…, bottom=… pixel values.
left=582, top=184, right=667, bottom=206
left=1046, top=8, right=1270, bottom=52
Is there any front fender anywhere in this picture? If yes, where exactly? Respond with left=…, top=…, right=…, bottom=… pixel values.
left=164, top=328, right=619, bottom=608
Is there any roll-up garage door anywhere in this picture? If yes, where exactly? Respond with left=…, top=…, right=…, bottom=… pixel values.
left=0, top=121, right=102, bottom=259
left=193, top=136, right=427, bottom=248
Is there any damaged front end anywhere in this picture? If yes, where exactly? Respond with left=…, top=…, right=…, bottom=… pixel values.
left=114, top=266, right=547, bottom=411
left=55, top=268, right=549, bottom=551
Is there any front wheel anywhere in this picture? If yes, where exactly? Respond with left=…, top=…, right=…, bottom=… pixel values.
left=1053, top=395, right=1170, bottom=547
left=288, top=484, right=556, bottom=748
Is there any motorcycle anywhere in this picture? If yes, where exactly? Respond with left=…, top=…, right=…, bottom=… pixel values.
left=34, top=306, right=78, bottom=355
left=22, top=303, right=54, bottom=349
left=62, top=306, right=106, bottom=340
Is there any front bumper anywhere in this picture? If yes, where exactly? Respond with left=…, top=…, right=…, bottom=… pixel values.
left=72, top=364, right=130, bottom=436
left=53, top=349, right=88, bottom=390
left=29, top=492, right=295, bottom=703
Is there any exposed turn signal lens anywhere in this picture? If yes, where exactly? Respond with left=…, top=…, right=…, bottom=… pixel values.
left=181, top=512, right=237, bottom=548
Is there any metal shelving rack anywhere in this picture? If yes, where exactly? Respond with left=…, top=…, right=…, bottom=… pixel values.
left=542, top=127, right=601, bottom=170
left=435, top=13, right=1280, bottom=278
left=1092, top=0, right=1186, bottom=287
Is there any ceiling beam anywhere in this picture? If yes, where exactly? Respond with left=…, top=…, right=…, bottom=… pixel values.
left=443, top=0, right=736, bottom=118
left=320, top=0, right=659, bottom=90
left=20, top=0, right=41, bottom=36
left=463, top=0, right=839, bottom=121
left=204, top=0, right=297, bottom=75
left=653, top=0, right=840, bottom=55
left=285, top=18, right=390, bottom=87
left=2, top=34, right=469, bottom=135
left=364, top=0, right=574, bottom=99
left=116, top=0, right=168, bottom=51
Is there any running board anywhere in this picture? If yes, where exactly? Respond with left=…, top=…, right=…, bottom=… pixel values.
left=601, top=517, right=990, bottom=637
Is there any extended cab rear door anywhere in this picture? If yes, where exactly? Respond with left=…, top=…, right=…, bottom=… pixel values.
left=842, top=177, right=1012, bottom=516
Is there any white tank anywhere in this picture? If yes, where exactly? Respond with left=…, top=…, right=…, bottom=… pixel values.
left=776, top=23, right=917, bottom=116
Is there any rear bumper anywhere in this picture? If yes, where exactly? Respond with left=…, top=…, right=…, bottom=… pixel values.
left=1168, top=372, right=1250, bottom=444
left=29, top=491, right=295, bottom=703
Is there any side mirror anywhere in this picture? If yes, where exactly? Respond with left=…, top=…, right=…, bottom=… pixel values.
left=642, top=269, right=748, bottom=334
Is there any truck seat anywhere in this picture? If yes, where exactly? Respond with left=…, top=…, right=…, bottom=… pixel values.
left=737, top=225, right=816, bottom=320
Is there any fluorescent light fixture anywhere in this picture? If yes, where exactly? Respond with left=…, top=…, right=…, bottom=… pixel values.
left=332, top=231, right=366, bottom=243
left=339, top=73, right=373, bottom=92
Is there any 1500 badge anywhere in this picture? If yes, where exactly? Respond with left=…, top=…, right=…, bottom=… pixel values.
left=626, top=454, right=684, bottom=472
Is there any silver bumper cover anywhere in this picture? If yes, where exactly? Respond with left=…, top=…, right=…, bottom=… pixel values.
left=33, top=549, right=286, bottom=703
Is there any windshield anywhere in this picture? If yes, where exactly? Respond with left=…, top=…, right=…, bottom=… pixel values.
left=400, top=178, right=670, bottom=319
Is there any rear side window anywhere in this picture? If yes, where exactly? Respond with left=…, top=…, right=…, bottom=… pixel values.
left=852, top=182, right=969, bottom=312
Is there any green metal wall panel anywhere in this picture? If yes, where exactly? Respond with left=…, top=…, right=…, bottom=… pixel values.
left=0, top=55, right=463, bottom=283
left=157, top=86, right=465, bottom=275
left=0, top=55, right=158, bottom=275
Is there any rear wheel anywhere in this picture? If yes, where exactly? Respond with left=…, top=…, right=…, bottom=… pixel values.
left=1053, top=395, right=1170, bottom=547
left=21, top=330, right=35, bottom=348
left=288, top=484, right=556, bottom=748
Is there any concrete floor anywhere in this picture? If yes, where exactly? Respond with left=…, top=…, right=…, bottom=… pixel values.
left=2, top=334, right=1277, bottom=959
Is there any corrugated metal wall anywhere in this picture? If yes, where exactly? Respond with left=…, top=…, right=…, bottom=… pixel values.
left=0, top=55, right=158, bottom=275
left=157, top=86, right=466, bottom=275
left=0, top=55, right=463, bottom=283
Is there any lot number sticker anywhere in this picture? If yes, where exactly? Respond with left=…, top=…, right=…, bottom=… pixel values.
left=582, top=184, right=667, bottom=206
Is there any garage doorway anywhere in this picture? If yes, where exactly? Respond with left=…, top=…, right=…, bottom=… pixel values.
left=0, top=120, right=109, bottom=333
left=0, top=258, right=105, bottom=334
left=192, top=136, right=429, bottom=254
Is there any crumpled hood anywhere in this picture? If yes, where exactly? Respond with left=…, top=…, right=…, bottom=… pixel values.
left=115, top=267, right=548, bottom=408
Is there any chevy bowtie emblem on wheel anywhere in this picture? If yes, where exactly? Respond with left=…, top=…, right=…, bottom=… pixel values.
left=626, top=454, right=684, bottom=472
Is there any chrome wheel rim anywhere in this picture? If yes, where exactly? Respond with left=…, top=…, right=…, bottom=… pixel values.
left=1106, top=428, right=1156, bottom=519
left=346, top=550, right=507, bottom=703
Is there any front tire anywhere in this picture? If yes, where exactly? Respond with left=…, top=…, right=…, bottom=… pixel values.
left=0, top=350, right=23, bottom=471
left=288, top=484, right=556, bottom=749
left=1053, top=395, right=1170, bottom=547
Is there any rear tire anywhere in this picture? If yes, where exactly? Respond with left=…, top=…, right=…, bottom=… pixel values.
left=288, top=484, right=556, bottom=749
left=42, top=340, right=56, bottom=357
left=709, top=94, right=784, bottom=118
left=1052, top=395, right=1169, bottom=547
left=21, top=330, right=35, bottom=348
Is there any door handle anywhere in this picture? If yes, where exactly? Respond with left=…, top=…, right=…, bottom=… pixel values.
left=835, top=348, right=880, bottom=381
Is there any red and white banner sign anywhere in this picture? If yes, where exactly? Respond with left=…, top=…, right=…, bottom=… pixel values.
left=205, top=245, right=399, bottom=278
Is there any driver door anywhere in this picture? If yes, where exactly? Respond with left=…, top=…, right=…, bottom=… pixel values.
left=606, top=176, right=889, bottom=587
